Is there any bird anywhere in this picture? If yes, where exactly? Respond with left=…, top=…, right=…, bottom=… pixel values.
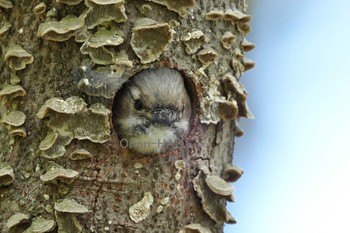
left=112, top=67, right=192, bottom=154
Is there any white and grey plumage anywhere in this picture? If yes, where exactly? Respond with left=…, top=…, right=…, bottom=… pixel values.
left=113, top=68, right=192, bottom=154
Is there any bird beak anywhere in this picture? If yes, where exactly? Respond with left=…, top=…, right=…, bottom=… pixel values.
left=152, top=108, right=177, bottom=127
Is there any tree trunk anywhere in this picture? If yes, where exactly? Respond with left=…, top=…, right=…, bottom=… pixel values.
left=0, top=0, right=254, bottom=232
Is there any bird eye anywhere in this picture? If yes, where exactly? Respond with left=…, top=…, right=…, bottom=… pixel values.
left=134, top=99, right=143, bottom=111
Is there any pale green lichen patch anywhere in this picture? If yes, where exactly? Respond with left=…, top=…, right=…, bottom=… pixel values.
left=0, top=0, right=13, bottom=9
left=0, top=167, right=15, bottom=186
left=129, top=192, right=154, bottom=223
left=181, top=30, right=208, bottom=55
left=1, top=110, right=26, bottom=127
left=4, top=44, right=34, bottom=71
left=69, top=148, right=92, bottom=160
left=54, top=198, right=89, bottom=213
left=6, top=212, right=30, bottom=230
left=85, top=0, right=127, bottom=29
left=0, top=85, right=26, bottom=99
left=37, top=12, right=87, bottom=41
left=148, top=0, right=195, bottom=17
left=131, top=20, right=172, bottom=64
left=23, top=217, right=55, bottom=233
left=56, top=0, right=83, bottom=5
left=179, top=223, right=212, bottom=233
left=37, top=97, right=111, bottom=143
left=40, top=167, right=79, bottom=184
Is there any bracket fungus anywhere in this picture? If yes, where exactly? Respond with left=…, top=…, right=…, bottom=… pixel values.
left=80, top=27, right=124, bottom=65
left=241, top=39, right=256, bottom=52
left=23, top=217, right=56, bottom=233
left=69, top=148, right=93, bottom=160
left=148, top=0, right=196, bottom=17
left=181, top=30, right=208, bottom=55
left=36, top=97, right=111, bottom=144
left=56, top=0, right=83, bottom=5
left=223, top=8, right=252, bottom=23
left=179, top=223, right=212, bottom=233
left=40, top=167, right=79, bottom=184
left=10, top=127, right=27, bottom=138
left=242, top=58, right=256, bottom=71
left=193, top=171, right=235, bottom=224
left=85, top=0, right=127, bottom=29
left=37, top=12, right=87, bottom=41
left=0, top=0, right=13, bottom=9
left=6, top=213, right=30, bottom=232
left=0, top=20, right=11, bottom=39
left=205, top=10, right=224, bottom=20
left=4, top=44, right=34, bottom=71
left=0, top=167, right=15, bottom=186
left=198, top=48, right=217, bottom=65
left=1, top=111, right=26, bottom=127
left=33, top=2, right=47, bottom=15
left=220, top=31, right=236, bottom=50
left=54, top=198, right=89, bottom=214
left=0, top=85, right=26, bottom=99
left=129, top=192, right=154, bottom=223
left=131, top=19, right=173, bottom=64
left=223, top=163, right=244, bottom=182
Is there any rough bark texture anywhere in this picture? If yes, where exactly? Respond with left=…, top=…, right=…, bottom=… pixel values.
left=0, top=0, right=253, bottom=232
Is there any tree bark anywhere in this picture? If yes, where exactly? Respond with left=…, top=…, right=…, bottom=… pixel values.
left=0, top=0, right=253, bottom=232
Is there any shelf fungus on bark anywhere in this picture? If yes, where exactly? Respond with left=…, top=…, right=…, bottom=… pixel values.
left=179, top=223, right=212, bottom=233
left=22, top=217, right=56, bottom=233
left=242, top=58, right=256, bottom=71
left=85, top=0, right=127, bottom=29
left=129, top=192, right=154, bottom=223
left=224, top=8, right=252, bottom=23
left=33, top=2, right=46, bottom=15
left=10, top=127, right=27, bottom=138
left=131, top=19, right=173, bottom=64
left=0, top=167, right=15, bottom=186
left=222, top=163, right=244, bottom=183
left=205, top=10, right=224, bottom=20
left=37, top=12, right=87, bottom=42
left=193, top=170, right=236, bottom=224
left=1, top=111, right=26, bottom=127
left=69, top=148, right=93, bottom=160
left=40, top=167, right=79, bottom=185
left=56, top=0, right=83, bottom=5
left=0, top=0, right=13, bottom=9
left=197, top=48, right=217, bottom=65
left=181, top=30, right=208, bottom=55
left=241, top=39, right=256, bottom=52
left=80, top=26, right=124, bottom=65
left=54, top=199, right=88, bottom=233
left=6, top=212, right=30, bottom=232
left=220, top=31, right=236, bottom=49
left=0, top=20, right=11, bottom=39
left=0, top=85, right=26, bottom=100
left=4, top=44, right=34, bottom=71
left=36, top=97, right=111, bottom=144
left=148, top=0, right=196, bottom=17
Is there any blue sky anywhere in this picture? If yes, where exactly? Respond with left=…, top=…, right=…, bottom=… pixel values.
left=226, top=0, right=350, bottom=232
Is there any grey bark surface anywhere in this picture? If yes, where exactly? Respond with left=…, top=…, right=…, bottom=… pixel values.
left=0, top=0, right=253, bottom=232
